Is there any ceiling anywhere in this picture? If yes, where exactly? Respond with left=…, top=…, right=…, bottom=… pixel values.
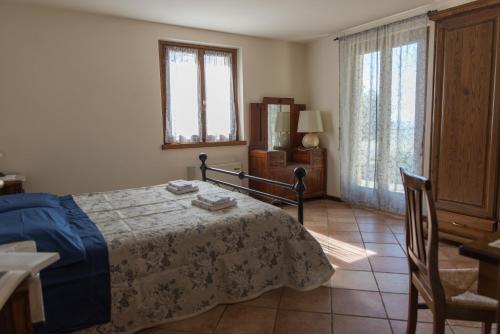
left=10, top=0, right=439, bottom=41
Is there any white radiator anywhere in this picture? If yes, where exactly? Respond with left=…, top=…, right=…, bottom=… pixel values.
left=187, top=161, right=243, bottom=186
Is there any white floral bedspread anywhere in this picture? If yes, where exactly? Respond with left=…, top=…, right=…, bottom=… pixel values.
left=74, top=181, right=334, bottom=334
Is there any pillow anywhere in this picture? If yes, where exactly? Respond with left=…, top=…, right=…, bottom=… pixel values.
left=0, top=193, right=61, bottom=213
left=0, top=206, right=86, bottom=268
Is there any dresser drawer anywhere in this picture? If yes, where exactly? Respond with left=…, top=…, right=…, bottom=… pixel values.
left=311, top=150, right=324, bottom=166
left=267, top=151, right=286, bottom=169
left=436, top=210, right=497, bottom=240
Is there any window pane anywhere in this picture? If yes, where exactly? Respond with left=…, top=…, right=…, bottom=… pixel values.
left=356, top=51, right=380, bottom=189
left=204, top=51, right=236, bottom=142
left=389, top=42, right=419, bottom=193
left=355, top=44, right=422, bottom=194
left=166, top=47, right=200, bottom=143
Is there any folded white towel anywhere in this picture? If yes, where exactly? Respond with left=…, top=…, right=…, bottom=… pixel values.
left=167, top=180, right=195, bottom=190
left=192, top=198, right=237, bottom=211
left=197, top=194, right=233, bottom=205
left=166, top=185, right=199, bottom=195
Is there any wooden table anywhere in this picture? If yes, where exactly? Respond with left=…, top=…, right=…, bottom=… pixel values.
left=459, top=232, right=500, bottom=333
left=0, top=178, right=25, bottom=195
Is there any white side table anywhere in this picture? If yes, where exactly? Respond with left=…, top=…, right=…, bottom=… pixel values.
left=0, top=252, right=59, bottom=333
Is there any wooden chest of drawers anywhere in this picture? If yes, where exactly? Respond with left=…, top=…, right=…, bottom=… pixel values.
left=249, top=148, right=326, bottom=201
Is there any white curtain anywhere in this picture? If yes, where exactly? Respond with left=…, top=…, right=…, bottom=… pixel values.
left=204, top=50, right=237, bottom=142
left=165, top=46, right=201, bottom=144
left=339, top=15, right=428, bottom=214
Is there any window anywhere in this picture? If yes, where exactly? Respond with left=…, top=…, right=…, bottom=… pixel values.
left=159, top=41, right=243, bottom=149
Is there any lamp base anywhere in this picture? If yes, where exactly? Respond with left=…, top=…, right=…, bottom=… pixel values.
left=302, top=133, right=319, bottom=148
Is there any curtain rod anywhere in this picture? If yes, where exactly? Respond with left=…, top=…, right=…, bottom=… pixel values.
left=332, top=10, right=434, bottom=42
left=330, top=0, right=473, bottom=41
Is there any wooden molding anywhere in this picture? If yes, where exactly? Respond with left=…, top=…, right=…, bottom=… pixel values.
left=262, top=97, right=294, bottom=105
left=428, top=0, right=500, bottom=21
left=324, top=195, right=343, bottom=202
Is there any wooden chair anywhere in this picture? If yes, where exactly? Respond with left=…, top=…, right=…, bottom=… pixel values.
left=400, top=168, right=498, bottom=334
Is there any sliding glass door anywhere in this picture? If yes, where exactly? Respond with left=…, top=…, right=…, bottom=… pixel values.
left=339, top=16, right=428, bottom=213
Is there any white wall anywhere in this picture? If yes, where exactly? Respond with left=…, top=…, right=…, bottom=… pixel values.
left=306, top=37, right=340, bottom=197
left=0, top=3, right=308, bottom=194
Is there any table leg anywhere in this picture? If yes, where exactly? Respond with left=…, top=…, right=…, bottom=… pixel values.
left=497, top=265, right=500, bottom=334
left=478, top=261, right=498, bottom=298
left=477, top=261, right=498, bottom=334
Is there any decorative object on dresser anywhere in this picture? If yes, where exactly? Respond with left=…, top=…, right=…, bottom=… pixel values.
left=428, top=0, right=500, bottom=242
left=249, top=97, right=327, bottom=201
left=297, top=110, right=324, bottom=149
left=0, top=175, right=25, bottom=195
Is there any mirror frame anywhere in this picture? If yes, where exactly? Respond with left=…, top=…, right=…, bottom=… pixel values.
left=249, top=97, right=306, bottom=154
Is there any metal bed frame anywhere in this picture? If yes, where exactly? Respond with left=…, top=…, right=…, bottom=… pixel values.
left=199, top=153, right=306, bottom=224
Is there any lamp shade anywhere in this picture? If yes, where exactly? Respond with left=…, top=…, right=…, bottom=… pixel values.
left=297, top=110, right=323, bottom=133
left=275, top=112, right=290, bottom=132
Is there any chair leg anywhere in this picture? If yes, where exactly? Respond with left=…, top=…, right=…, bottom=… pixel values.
left=432, top=315, right=446, bottom=334
left=406, top=282, right=418, bottom=334
left=482, top=322, right=492, bottom=334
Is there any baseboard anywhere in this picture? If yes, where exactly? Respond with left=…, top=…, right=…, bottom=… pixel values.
left=303, top=195, right=343, bottom=202
left=325, top=195, right=343, bottom=202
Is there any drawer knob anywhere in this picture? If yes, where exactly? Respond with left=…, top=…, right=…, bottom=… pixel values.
left=452, top=221, right=465, bottom=228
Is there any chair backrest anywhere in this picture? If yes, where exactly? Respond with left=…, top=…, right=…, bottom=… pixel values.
left=400, top=167, right=445, bottom=304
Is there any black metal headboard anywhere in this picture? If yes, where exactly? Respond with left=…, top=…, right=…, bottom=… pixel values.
left=199, top=153, right=306, bottom=224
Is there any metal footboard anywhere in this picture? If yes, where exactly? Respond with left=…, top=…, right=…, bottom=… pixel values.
left=198, top=153, right=306, bottom=224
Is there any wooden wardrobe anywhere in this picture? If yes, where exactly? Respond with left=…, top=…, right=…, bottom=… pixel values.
left=429, top=0, right=500, bottom=242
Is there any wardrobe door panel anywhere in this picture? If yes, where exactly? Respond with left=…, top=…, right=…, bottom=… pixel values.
left=431, top=11, right=500, bottom=218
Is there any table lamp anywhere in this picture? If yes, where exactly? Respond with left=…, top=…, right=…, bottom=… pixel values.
left=297, top=110, right=323, bottom=148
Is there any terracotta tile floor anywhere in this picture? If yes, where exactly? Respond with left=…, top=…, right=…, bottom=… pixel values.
left=138, top=200, right=485, bottom=334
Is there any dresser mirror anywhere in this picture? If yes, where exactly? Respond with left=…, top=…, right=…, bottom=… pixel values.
left=249, top=97, right=302, bottom=152
left=268, top=104, right=291, bottom=150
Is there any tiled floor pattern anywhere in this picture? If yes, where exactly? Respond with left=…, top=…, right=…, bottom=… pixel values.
left=139, top=200, right=486, bottom=334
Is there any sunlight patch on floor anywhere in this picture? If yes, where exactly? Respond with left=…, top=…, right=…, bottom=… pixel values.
left=308, top=230, right=376, bottom=264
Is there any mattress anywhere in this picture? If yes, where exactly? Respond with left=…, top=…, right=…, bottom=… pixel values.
left=74, top=181, right=334, bottom=334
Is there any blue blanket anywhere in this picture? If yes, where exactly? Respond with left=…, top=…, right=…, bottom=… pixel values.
left=0, top=194, right=86, bottom=269
left=36, top=195, right=111, bottom=334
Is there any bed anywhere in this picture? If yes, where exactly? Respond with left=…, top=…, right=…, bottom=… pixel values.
left=0, top=154, right=334, bottom=334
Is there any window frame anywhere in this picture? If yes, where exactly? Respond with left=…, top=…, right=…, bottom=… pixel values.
left=158, top=40, right=245, bottom=149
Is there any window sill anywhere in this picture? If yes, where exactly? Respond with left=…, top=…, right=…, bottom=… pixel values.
left=162, top=141, right=247, bottom=150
